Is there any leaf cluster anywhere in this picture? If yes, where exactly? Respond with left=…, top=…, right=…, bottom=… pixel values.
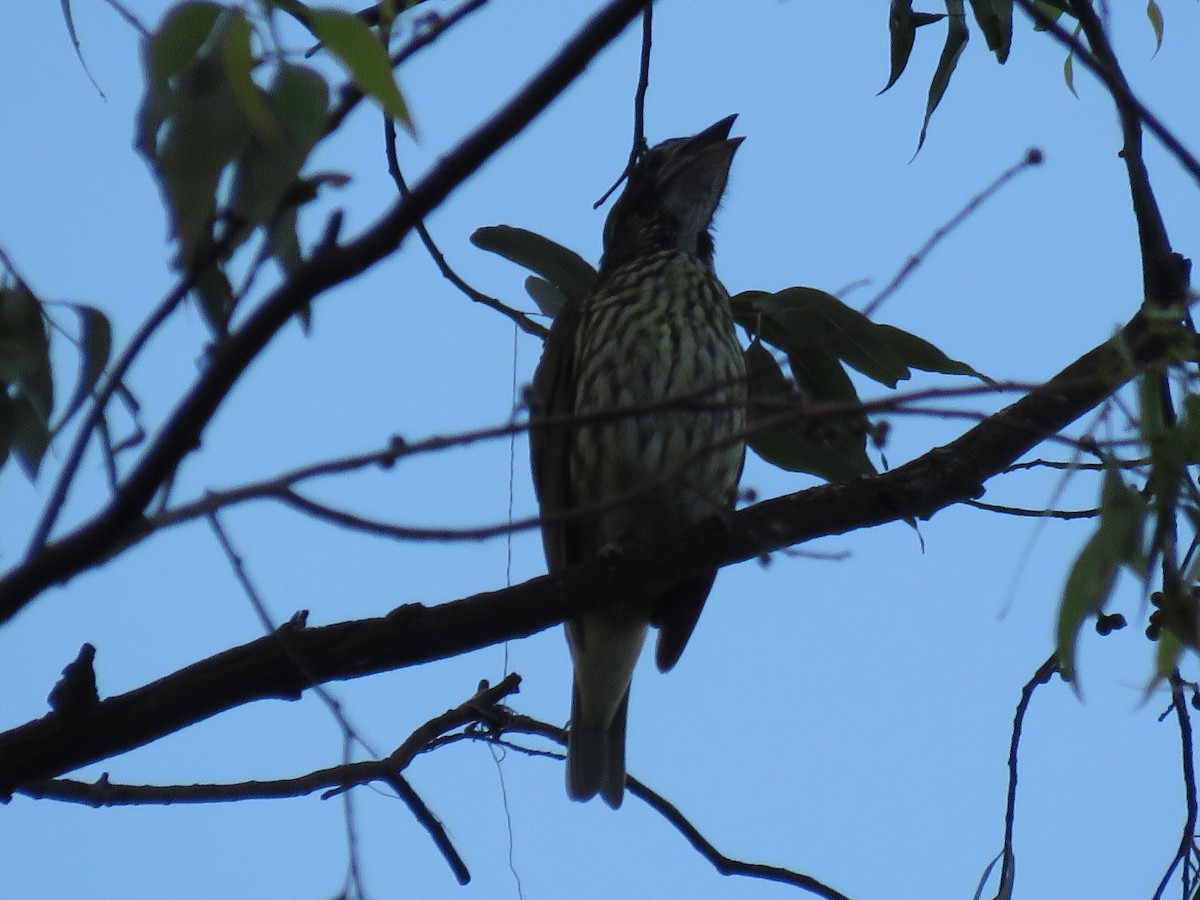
left=884, top=0, right=1165, bottom=150
left=472, top=224, right=983, bottom=485
left=134, top=1, right=413, bottom=332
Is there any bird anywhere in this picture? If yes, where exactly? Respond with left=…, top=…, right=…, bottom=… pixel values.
left=529, top=115, right=747, bottom=807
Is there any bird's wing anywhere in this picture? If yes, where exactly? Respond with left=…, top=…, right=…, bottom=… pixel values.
left=529, top=297, right=584, bottom=574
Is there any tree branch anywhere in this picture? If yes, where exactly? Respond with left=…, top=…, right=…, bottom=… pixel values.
left=0, top=303, right=1169, bottom=796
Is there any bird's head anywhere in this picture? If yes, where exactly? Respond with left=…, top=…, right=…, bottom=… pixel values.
left=601, top=114, right=742, bottom=270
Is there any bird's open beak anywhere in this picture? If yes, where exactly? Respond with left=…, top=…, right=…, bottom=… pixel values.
left=684, top=114, right=744, bottom=158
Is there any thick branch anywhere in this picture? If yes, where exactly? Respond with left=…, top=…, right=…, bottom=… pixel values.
left=0, top=0, right=647, bottom=623
left=0, top=306, right=1167, bottom=796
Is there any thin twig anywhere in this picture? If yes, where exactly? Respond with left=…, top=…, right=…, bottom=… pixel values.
left=862, top=148, right=1043, bottom=319
left=1152, top=671, right=1199, bottom=900
left=593, top=2, right=653, bottom=209
left=383, top=115, right=546, bottom=337
left=997, top=654, right=1058, bottom=898
left=964, top=499, right=1100, bottom=520
left=488, top=714, right=851, bottom=900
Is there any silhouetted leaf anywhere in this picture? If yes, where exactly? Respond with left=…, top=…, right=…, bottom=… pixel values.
left=734, top=288, right=911, bottom=387
left=744, top=341, right=876, bottom=483
left=54, top=303, right=112, bottom=433
left=881, top=1, right=946, bottom=94
left=874, top=324, right=988, bottom=380
left=969, top=0, right=1013, bottom=63
left=10, top=392, right=51, bottom=479
left=916, top=2, right=969, bottom=153
left=471, top=226, right=598, bottom=304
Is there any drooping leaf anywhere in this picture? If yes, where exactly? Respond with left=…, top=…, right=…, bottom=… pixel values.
left=1153, top=625, right=1183, bottom=682
left=193, top=260, right=236, bottom=335
left=0, top=285, right=54, bottom=472
left=220, top=12, right=280, bottom=141
left=968, top=0, right=1013, bottom=63
left=915, top=1, right=969, bottom=153
left=138, top=5, right=256, bottom=267
left=0, top=283, right=52, bottom=392
left=9, top=392, right=52, bottom=479
left=743, top=341, right=876, bottom=483
left=0, top=391, right=15, bottom=471
left=524, top=276, right=568, bottom=318
left=308, top=8, right=413, bottom=133
left=734, top=288, right=910, bottom=387
left=58, top=0, right=105, bottom=97
left=54, top=303, right=112, bottom=433
left=1056, top=464, right=1147, bottom=682
left=1033, top=0, right=1074, bottom=17
left=880, top=1, right=946, bottom=94
left=471, top=226, right=598, bottom=304
left=144, top=2, right=224, bottom=86
left=230, top=64, right=330, bottom=225
left=1147, top=1, right=1164, bottom=56
left=874, top=323, right=988, bottom=380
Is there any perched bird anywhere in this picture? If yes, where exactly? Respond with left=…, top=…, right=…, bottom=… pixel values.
left=530, top=115, right=747, bottom=807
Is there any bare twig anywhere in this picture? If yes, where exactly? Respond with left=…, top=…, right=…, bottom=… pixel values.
left=594, top=2, right=653, bottom=209
left=963, top=499, right=1100, bottom=520
left=489, top=714, right=851, bottom=900
left=383, top=115, right=546, bottom=337
left=1152, top=671, right=1200, bottom=900
left=996, top=654, right=1058, bottom=899
left=862, top=148, right=1043, bottom=319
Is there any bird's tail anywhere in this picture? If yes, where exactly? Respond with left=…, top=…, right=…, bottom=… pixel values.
left=566, top=682, right=629, bottom=808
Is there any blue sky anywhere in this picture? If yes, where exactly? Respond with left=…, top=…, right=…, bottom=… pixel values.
left=2, top=2, right=1199, bottom=898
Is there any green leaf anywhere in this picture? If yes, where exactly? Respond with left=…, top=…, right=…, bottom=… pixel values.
left=1147, top=1, right=1164, bottom=56
left=968, top=0, right=1013, bottom=63
left=230, top=64, right=330, bottom=225
left=880, top=1, right=946, bottom=94
left=733, top=288, right=911, bottom=388
left=916, top=0, right=969, bottom=153
left=138, top=6, right=256, bottom=267
left=743, top=341, right=876, bottom=483
left=53, top=303, right=112, bottom=433
left=471, top=225, right=598, bottom=305
left=873, top=324, right=988, bottom=380
left=145, top=1, right=225, bottom=89
left=9, top=392, right=51, bottom=479
left=0, top=284, right=54, bottom=452
left=0, top=391, right=15, bottom=471
left=1058, top=21, right=1084, bottom=97
left=1063, top=46, right=1077, bottom=97
left=0, top=283, right=51, bottom=392
left=1032, top=0, right=1073, bottom=18
left=219, top=12, right=281, bottom=142
left=1056, top=465, right=1147, bottom=682
left=524, top=276, right=568, bottom=318
left=193, top=261, right=236, bottom=335
left=1153, top=625, right=1183, bottom=682
left=308, top=8, right=413, bottom=133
